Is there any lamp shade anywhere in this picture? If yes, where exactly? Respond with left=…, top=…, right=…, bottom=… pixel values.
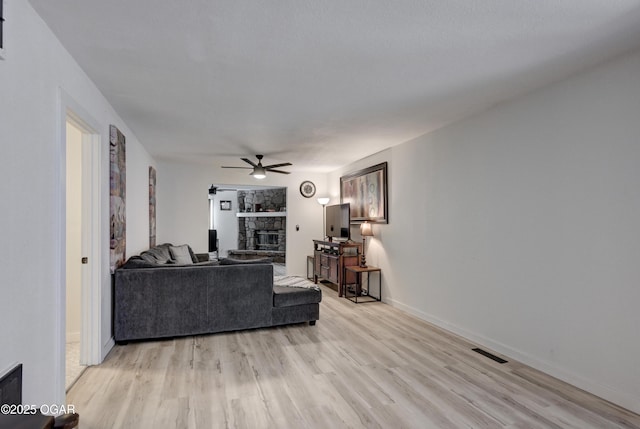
left=360, top=221, right=373, bottom=237
left=317, top=197, right=330, bottom=206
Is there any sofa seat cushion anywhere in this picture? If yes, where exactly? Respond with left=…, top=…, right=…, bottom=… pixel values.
left=273, top=285, right=322, bottom=308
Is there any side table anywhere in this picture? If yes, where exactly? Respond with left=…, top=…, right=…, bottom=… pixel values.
left=306, top=255, right=314, bottom=280
left=344, top=265, right=381, bottom=303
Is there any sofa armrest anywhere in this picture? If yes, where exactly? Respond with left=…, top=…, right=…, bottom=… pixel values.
left=195, top=253, right=210, bottom=262
left=205, top=264, right=274, bottom=331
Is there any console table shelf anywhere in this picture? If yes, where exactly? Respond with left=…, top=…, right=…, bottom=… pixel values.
left=313, top=239, right=362, bottom=296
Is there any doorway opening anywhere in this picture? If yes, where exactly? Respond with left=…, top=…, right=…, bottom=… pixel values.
left=209, top=185, right=287, bottom=276
left=55, top=91, right=104, bottom=404
left=65, top=121, right=85, bottom=389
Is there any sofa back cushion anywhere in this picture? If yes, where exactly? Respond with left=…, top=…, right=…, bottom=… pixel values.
left=140, top=243, right=173, bottom=264
left=120, top=256, right=159, bottom=269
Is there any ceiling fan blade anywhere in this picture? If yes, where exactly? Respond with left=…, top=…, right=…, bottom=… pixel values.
left=262, top=162, right=292, bottom=169
left=241, top=158, right=259, bottom=168
left=221, top=166, right=253, bottom=169
left=266, top=169, right=291, bottom=174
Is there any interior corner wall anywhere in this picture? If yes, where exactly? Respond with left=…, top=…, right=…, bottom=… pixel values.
left=156, top=159, right=328, bottom=276
left=330, top=47, right=640, bottom=413
left=126, top=139, right=157, bottom=257
left=0, top=1, right=153, bottom=405
left=212, top=190, right=239, bottom=257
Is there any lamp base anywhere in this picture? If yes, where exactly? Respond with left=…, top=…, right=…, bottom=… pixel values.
left=360, top=253, right=367, bottom=268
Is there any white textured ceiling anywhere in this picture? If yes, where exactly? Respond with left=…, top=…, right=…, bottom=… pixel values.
left=29, top=0, right=640, bottom=172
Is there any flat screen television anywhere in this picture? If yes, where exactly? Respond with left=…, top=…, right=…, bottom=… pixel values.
left=325, top=203, right=350, bottom=240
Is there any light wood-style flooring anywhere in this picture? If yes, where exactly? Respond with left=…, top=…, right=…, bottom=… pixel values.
left=68, top=285, right=640, bottom=428
left=65, top=340, right=86, bottom=391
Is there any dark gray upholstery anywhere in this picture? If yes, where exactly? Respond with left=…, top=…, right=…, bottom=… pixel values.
left=272, top=304, right=320, bottom=326
left=273, top=285, right=322, bottom=308
left=114, top=245, right=321, bottom=342
left=219, top=257, right=273, bottom=265
left=121, top=256, right=218, bottom=269
left=139, top=243, right=173, bottom=264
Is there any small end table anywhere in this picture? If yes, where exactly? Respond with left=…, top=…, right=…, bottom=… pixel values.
left=344, top=265, right=381, bottom=303
left=306, top=255, right=314, bottom=280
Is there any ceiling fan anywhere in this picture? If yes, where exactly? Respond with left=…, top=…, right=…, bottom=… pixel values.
left=221, top=155, right=292, bottom=179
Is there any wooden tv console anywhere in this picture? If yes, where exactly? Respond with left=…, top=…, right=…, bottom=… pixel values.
left=313, top=239, right=362, bottom=296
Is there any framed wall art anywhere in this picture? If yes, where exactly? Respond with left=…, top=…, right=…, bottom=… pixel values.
left=110, top=125, right=126, bottom=272
left=220, top=200, right=232, bottom=211
left=149, top=166, right=156, bottom=247
left=340, top=162, right=388, bottom=224
left=0, top=0, right=5, bottom=60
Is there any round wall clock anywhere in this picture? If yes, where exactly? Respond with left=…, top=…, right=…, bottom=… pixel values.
left=299, top=181, right=316, bottom=198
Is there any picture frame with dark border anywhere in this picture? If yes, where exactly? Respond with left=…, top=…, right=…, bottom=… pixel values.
left=340, top=162, right=388, bottom=224
left=109, top=125, right=126, bottom=273
left=149, top=166, right=156, bottom=247
left=220, top=200, right=232, bottom=211
left=299, top=180, right=316, bottom=198
left=1, top=0, right=6, bottom=60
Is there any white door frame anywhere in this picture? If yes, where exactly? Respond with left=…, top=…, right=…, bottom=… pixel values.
left=54, top=89, right=103, bottom=402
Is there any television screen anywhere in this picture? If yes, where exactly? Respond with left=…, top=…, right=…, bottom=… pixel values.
left=325, top=203, right=350, bottom=239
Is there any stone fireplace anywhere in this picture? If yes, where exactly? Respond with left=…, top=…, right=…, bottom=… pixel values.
left=239, top=216, right=286, bottom=252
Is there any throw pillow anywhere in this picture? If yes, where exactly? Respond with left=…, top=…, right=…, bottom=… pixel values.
left=170, top=244, right=194, bottom=265
left=187, top=245, right=199, bottom=263
left=140, top=243, right=173, bottom=264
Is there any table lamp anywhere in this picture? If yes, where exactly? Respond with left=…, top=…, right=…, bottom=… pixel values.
left=360, top=221, right=373, bottom=267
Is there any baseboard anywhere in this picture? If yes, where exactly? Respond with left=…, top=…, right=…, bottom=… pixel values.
left=385, top=297, right=640, bottom=415
left=102, top=336, right=115, bottom=361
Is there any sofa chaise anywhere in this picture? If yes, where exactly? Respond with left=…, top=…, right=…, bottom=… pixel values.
left=114, top=243, right=321, bottom=343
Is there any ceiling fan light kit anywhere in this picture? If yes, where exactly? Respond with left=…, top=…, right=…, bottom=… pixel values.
left=251, top=166, right=266, bottom=179
left=222, top=155, right=291, bottom=179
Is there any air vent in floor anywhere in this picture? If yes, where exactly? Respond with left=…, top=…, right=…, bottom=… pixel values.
left=472, top=348, right=508, bottom=364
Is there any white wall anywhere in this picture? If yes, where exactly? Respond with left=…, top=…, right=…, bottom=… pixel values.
left=0, top=1, right=154, bottom=405
left=126, top=142, right=157, bottom=257
left=212, top=190, right=239, bottom=257
left=157, top=160, right=327, bottom=276
left=330, top=48, right=640, bottom=413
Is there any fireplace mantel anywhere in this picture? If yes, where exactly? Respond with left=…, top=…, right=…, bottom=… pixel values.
left=236, top=212, right=286, bottom=218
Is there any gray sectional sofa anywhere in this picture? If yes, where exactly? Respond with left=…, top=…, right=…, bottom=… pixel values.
left=114, top=243, right=321, bottom=343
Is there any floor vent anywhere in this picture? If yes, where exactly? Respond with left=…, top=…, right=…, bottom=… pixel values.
left=472, top=348, right=508, bottom=364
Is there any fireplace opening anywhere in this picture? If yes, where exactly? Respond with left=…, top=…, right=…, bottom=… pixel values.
left=256, top=230, right=279, bottom=250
